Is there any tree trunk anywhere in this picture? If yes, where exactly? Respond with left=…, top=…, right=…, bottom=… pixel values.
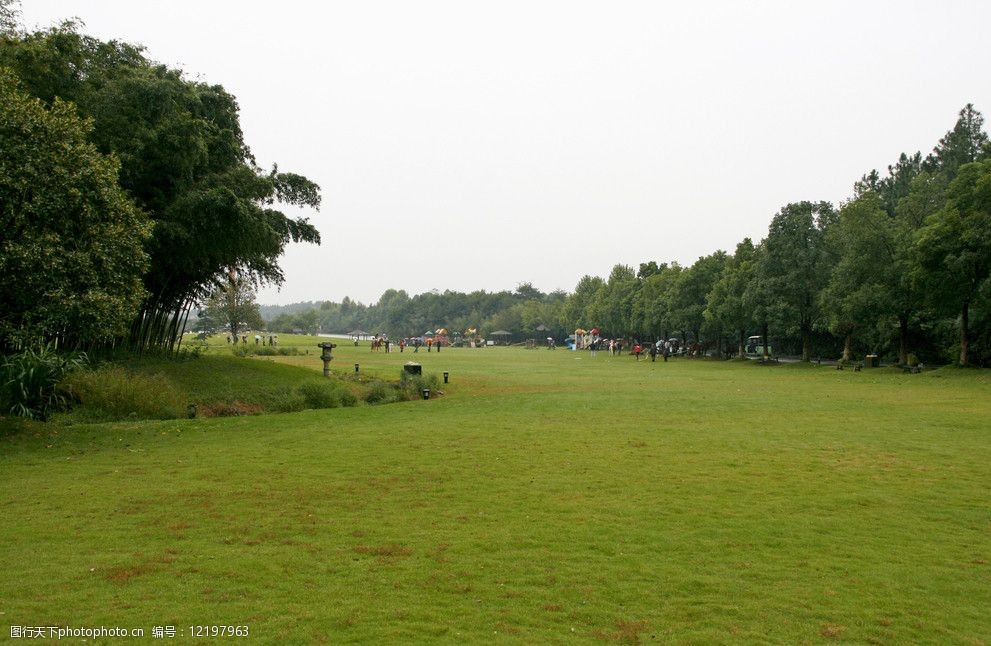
left=898, top=316, right=909, bottom=366
left=762, top=323, right=769, bottom=361
left=801, top=325, right=811, bottom=362
left=959, top=301, right=969, bottom=367
left=842, top=330, right=852, bottom=362
left=738, top=329, right=745, bottom=359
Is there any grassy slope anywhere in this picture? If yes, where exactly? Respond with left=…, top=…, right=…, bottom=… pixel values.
left=2, top=342, right=990, bottom=643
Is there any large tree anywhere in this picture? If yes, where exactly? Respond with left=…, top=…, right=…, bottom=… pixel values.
left=0, top=24, right=321, bottom=351
left=705, top=239, right=756, bottom=358
left=924, top=104, right=990, bottom=179
left=758, top=201, right=836, bottom=361
left=0, top=70, right=150, bottom=349
left=670, top=252, right=727, bottom=349
left=632, top=263, right=681, bottom=341
left=560, top=275, right=605, bottom=333
left=588, top=265, right=639, bottom=337
left=914, top=160, right=991, bottom=366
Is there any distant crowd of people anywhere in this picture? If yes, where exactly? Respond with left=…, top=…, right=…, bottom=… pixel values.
left=367, top=335, right=445, bottom=353
left=584, top=338, right=682, bottom=362
left=227, top=333, right=278, bottom=346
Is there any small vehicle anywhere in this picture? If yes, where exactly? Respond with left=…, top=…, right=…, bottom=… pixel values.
left=745, top=335, right=772, bottom=357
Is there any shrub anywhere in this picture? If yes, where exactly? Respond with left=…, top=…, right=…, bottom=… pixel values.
left=364, top=381, right=398, bottom=405
left=265, top=386, right=306, bottom=413
left=398, top=371, right=441, bottom=400
left=60, top=364, right=186, bottom=421
left=232, top=346, right=300, bottom=357
left=296, top=381, right=343, bottom=408
left=1, top=346, right=88, bottom=419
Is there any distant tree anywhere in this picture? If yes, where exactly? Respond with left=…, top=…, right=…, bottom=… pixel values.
left=632, top=263, right=681, bottom=340
left=924, top=104, right=991, bottom=179
left=670, top=252, right=727, bottom=348
left=914, top=160, right=991, bottom=366
left=514, top=282, right=544, bottom=301
left=705, top=240, right=756, bottom=358
left=820, top=196, right=885, bottom=361
left=758, top=201, right=837, bottom=361
left=560, top=275, right=604, bottom=332
left=637, top=261, right=662, bottom=280
left=376, top=289, right=411, bottom=337
left=588, top=265, right=639, bottom=337
left=200, top=273, right=264, bottom=337
left=0, top=71, right=150, bottom=349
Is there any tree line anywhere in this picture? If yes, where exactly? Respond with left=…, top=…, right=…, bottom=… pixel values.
left=2, top=9, right=989, bottom=366
left=268, top=106, right=991, bottom=366
left=0, top=11, right=321, bottom=353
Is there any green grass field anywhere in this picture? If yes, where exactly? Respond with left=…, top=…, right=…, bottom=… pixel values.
left=2, top=340, right=990, bottom=643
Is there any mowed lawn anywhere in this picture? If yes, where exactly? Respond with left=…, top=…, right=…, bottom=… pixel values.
left=2, top=343, right=990, bottom=644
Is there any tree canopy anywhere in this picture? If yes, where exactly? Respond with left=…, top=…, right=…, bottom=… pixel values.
left=0, top=70, right=149, bottom=348
left=0, top=22, right=321, bottom=351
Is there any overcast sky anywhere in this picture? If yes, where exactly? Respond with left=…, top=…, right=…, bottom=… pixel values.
left=20, top=1, right=991, bottom=305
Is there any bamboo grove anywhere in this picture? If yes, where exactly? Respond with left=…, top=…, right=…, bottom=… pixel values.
left=0, top=17, right=321, bottom=353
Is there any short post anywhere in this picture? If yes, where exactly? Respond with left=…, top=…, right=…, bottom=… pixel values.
left=354, top=363, right=360, bottom=373
left=422, top=388, right=430, bottom=400
left=318, top=342, right=337, bottom=377
left=443, top=371, right=449, bottom=384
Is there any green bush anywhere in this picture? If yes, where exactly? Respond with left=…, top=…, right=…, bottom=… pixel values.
left=297, top=381, right=357, bottom=409
left=60, top=364, right=186, bottom=421
left=1, top=346, right=88, bottom=419
left=364, top=381, right=399, bottom=405
left=398, top=371, right=441, bottom=400
left=264, top=386, right=306, bottom=413
left=232, top=345, right=300, bottom=357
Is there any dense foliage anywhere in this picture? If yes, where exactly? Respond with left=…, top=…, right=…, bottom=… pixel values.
left=1, top=11, right=988, bottom=366
left=267, top=106, right=991, bottom=366
left=0, top=70, right=150, bottom=348
left=0, top=20, right=321, bottom=352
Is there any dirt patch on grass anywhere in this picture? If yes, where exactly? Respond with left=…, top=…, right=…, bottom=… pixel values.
left=354, top=544, right=413, bottom=557
left=595, top=619, right=649, bottom=644
left=102, top=552, right=176, bottom=584
left=821, top=623, right=845, bottom=639
left=198, top=400, right=264, bottom=417
left=105, top=564, right=151, bottom=583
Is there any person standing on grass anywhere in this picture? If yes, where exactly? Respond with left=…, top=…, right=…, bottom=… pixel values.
left=634, top=343, right=642, bottom=361
left=649, top=343, right=657, bottom=362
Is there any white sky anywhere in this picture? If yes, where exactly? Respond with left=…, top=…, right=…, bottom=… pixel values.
left=20, top=1, right=991, bottom=305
